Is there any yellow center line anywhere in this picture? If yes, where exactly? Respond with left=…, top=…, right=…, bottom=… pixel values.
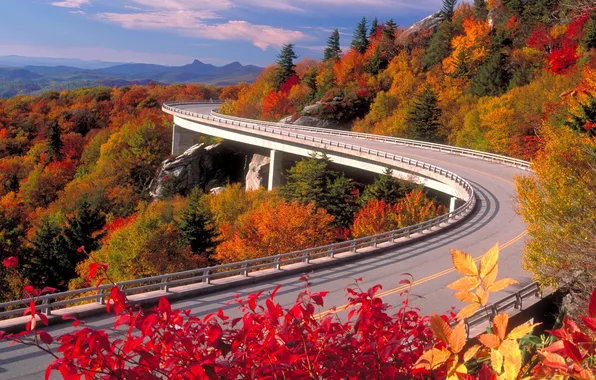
left=314, top=230, right=528, bottom=319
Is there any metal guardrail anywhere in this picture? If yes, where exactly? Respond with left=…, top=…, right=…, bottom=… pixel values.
left=208, top=110, right=531, bottom=171
left=0, top=102, right=536, bottom=332
left=462, top=282, right=542, bottom=336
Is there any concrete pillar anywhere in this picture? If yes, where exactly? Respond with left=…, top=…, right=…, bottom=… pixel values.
left=268, top=149, right=283, bottom=190
left=171, top=124, right=181, bottom=155
left=449, top=197, right=457, bottom=213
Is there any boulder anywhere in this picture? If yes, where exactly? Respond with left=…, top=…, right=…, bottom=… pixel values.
left=245, top=153, right=270, bottom=191
left=149, top=143, right=247, bottom=199
left=398, top=11, right=443, bottom=43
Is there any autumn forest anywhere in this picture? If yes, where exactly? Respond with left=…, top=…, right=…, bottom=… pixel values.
left=1, top=0, right=596, bottom=377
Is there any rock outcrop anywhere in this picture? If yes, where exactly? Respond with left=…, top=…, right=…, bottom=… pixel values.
left=150, top=143, right=248, bottom=199
left=398, top=11, right=443, bottom=43
left=245, top=154, right=270, bottom=191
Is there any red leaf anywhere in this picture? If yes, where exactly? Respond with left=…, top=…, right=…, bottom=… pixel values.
left=40, top=287, right=57, bottom=295
left=88, top=263, right=99, bottom=281
left=158, top=297, right=171, bottom=320
left=478, top=363, right=498, bottom=380
left=563, top=340, right=583, bottom=363
left=588, top=288, right=596, bottom=318
left=3, top=256, right=18, bottom=269
left=23, top=285, right=35, bottom=295
left=581, top=316, right=596, bottom=332
left=38, top=331, right=53, bottom=344
left=38, top=312, right=49, bottom=326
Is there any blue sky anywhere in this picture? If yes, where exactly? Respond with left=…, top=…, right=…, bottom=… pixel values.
left=0, top=0, right=445, bottom=67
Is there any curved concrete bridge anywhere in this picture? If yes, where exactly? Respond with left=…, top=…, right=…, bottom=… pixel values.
left=0, top=102, right=537, bottom=379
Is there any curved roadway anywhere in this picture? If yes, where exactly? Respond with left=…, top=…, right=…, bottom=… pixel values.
left=0, top=104, right=532, bottom=379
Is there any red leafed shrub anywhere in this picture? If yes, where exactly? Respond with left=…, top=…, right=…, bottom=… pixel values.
left=279, top=74, right=299, bottom=94
left=527, top=24, right=552, bottom=50
left=2, top=276, right=438, bottom=379
left=549, top=42, right=579, bottom=74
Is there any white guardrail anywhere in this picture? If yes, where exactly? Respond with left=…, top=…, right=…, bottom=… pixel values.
left=0, top=101, right=536, bottom=334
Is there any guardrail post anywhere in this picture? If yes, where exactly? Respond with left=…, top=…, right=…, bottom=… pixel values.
left=42, top=298, right=52, bottom=315
left=203, top=269, right=211, bottom=284
left=327, top=247, right=334, bottom=258
left=303, top=252, right=310, bottom=264
left=514, top=292, right=523, bottom=310
left=350, top=241, right=356, bottom=253
left=373, top=237, right=378, bottom=248
left=242, top=263, right=249, bottom=277
left=96, top=288, right=105, bottom=305
left=160, top=277, right=170, bottom=292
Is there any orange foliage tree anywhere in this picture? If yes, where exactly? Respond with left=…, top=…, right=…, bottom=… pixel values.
left=352, top=189, right=444, bottom=238
left=215, top=201, right=336, bottom=263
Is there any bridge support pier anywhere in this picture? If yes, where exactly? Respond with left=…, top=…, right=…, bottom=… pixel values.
left=268, top=149, right=283, bottom=190
left=172, top=124, right=181, bottom=155
left=450, top=197, right=457, bottom=213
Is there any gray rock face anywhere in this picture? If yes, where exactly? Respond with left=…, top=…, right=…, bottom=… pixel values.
left=398, top=11, right=443, bottom=43
left=245, top=154, right=270, bottom=191
left=150, top=143, right=247, bottom=199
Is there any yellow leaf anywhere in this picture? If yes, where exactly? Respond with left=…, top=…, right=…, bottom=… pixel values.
left=449, top=321, right=467, bottom=354
left=414, top=348, right=451, bottom=370
left=493, top=313, right=509, bottom=340
left=478, top=333, right=501, bottom=349
left=500, top=340, right=522, bottom=380
left=507, top=322, right=541, bottom=340
left=448, top=276, right=481, bottom=292
left=455, top=291, right=478, bottom=303
left=479, top=244, right=499, bottom=278
left=482, top=264, right=498, bottom=289
left=447, top=362, right=468, bottom=380
left=464, top=344, right=482, bottom=362
left=430, top=313, right=452, bottom=345
left=456, top=303, right=481, bottom=320
left=487, top=278, right=519, bottom=293
left=451, top=249, right=478, bottom=276
left=476, top=286, right=490, bottom=306
left=491, top=349, right=503, bottom=373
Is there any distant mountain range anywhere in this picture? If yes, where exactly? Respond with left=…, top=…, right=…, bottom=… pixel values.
left=0, top=56, right=264, bottom=98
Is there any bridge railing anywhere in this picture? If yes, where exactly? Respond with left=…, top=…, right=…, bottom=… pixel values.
left=207, top=110, right=531, bottom=170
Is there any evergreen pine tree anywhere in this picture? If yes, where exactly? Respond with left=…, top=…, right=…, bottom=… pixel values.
left=383, top=19, right=398, bottom=40
left=370, top=17, right=379, bottom=38
left=469, top=52, right=511, bottom=97
left=47, top=122, right=63, bottom=162
left=351, top=17, right=369, bottom=54
left=60, top=200, right=106, bottom=256
left=366, top=47, right=382, bottom=75
left=324, top=29, right=342, bottom=61
left=361, top=168, right=415, bottom=205
left=178, top=187, right=217, bottom=261
left=406, top=86, right=442, bottom=143
left=441, top=0, right=458, bottom=21
left=582, top=14, right=596, bottom=50
left=4, top=173, right=20, bottom=194
left=282, top=152, right=357, bottom=228
left=303, top=69, right=318, bottom=100
left=275, top=43, right=298, bottom=89
left=422, top=21, right=459, bottom=70
left=473, top=0, right=489, bottom=21
left=22, top=218, right=67, bottom=289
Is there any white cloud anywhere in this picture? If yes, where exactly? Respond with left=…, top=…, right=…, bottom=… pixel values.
left=50, top=0, right=90, bottom=8
left=97, top=11, right=309, bottom=50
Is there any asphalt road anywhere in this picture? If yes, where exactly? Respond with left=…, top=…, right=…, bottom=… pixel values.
left=0, top=104, right=532, bottom=379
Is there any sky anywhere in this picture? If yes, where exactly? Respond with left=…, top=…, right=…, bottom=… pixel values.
left=0, top=0, right=445, bottom=67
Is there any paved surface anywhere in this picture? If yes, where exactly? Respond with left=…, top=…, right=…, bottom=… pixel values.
left=0, top=104, right=532, bottom=379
